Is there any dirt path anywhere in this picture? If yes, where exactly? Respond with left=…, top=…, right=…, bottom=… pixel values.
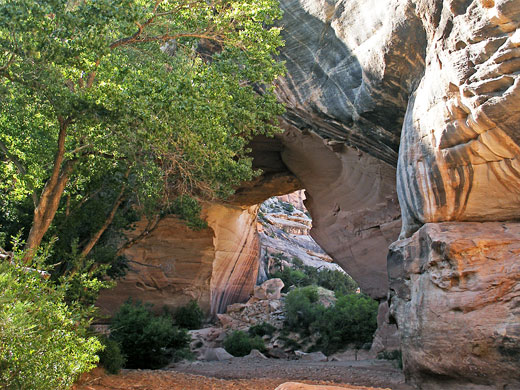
left=75, top=359, right=412, bottom=390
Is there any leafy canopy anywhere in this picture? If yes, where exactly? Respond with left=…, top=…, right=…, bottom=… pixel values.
left=0, top=0, right=285, bottom=265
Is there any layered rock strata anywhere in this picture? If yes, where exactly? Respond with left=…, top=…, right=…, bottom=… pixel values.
left=388, top=222, right=520, bottom=389
left=257, top=192, right=344, bottom=284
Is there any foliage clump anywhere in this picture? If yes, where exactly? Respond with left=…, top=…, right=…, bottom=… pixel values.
left=284, top=286, right=325, bottom=335
left=283, top=287, right=378, bottom=354
left=248, top=322, right=276, bottom=338
left=109, top=300, right=191, bottom=369
left=0, top=247, right=101, bottom=389
left=315, top=294, right=379, bottom=354
left=0, top=0, right=286, bottom=287
left=223, top=331, right=266, bottom=357
left=174, top=300, right=205, bottom=330
left=98, top=336, right=126, bottom=375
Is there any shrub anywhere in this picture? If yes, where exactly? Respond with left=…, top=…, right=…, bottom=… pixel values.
left=281, top=201, right=295, bottom=213
left=0, top=249, right=101, bottom=390
left=248, top=322, right=276, bottom=337
left=316, top=294, right=378, bottom=354
left=272, top=268, right=306, bottom=292
left=109, top=300, right=191, bottom=369
left=316, top=269, right=358, bottom=296
left=98, top=337, right=126, bottom=375
left=284, top=286, right=325, bottom=335
left=284, top=286, right=378, bottom=354
left=175, top=300, right=204, bottom=330
left=223, top=331, right=266, bottom=357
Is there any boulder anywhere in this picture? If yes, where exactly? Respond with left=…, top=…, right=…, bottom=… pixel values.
left=245, top=349, right=268, bottom=360
left=254, top=278, right=284, bottom=300
left=267, top=347, right=290, bottom=360
left=389, top=223, right=520, bottom=389
left=295, top=351, right=327, bottom=362
left=200, top=347, right=234, bottom=361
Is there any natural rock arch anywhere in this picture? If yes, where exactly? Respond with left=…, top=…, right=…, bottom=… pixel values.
left=99, top=0, right=520, bottom=388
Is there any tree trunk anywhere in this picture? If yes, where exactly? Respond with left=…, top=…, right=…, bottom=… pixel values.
left=24, top=117, right=75, bottom=260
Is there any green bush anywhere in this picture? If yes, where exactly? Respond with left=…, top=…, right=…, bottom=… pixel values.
left=284, top=286, right=378, bottom=354
left=284, top=286, right=325, bottom=335
left=98, top=337, right=126, bottom=375
left=281, top=201, right=295, bottom=213
left=0, top=249, right=101, bottom=390
left=316, top=269, right=358, bottom=297
left=223, top=331, right=266, bottom=357
left=248, top=322, right=276, bottom=337
left=109, top=300, right=191, bottom=369
left=175, top=300, right=204, bottom=330
left=316, top=294, right=378, bottom=354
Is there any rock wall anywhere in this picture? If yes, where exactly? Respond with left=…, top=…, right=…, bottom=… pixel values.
left=205, top=204, right=261, bottom=315
left=98, top=1, right=520, bottom=386
left=388, top=223, right=520, bottom=389
left=281, top=130, right=401, bottom=299
left=97, top=204, right=262, bottom=317
left=96, top=216, right=215, bottom=317
left=275, top=0, right=520, bottom=387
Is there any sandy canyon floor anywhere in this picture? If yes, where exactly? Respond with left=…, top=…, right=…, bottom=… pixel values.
left=75, top=359, right=413, bottom=390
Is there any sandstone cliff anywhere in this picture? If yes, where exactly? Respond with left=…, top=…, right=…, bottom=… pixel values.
left=274, top=1, right=520, bottom=388
left=98, top=204, right=262, bottom=317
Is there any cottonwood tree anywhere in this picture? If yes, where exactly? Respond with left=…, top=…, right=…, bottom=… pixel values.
left=0, top=0, right=285, bottom=262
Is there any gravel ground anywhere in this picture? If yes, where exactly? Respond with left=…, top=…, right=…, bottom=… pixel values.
left=174, top=358, right=411, bottom=389
left=74, top=358, right=413, bottom=390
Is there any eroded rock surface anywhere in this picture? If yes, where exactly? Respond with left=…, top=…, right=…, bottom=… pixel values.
left=257, top=192, right=345, bottom=284
left=388, top=223, right=520, bottom=389
left=96, top=216, right=215, bottom=316
left=281, top=130, right=401, bottom=299
left=97, top=1, right=520, bottom=388
left=397, top=0, right=520, bottom=237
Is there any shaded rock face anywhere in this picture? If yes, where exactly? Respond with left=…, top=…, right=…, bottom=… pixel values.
left=96, top=216, right=215, bottom=316
left=99, top=1, right=520, bottom=387
left=276, top=0, right=426, bottom=166
left=388, top=223, right=520, bottom=389
left=275, top=0, right=520, bottom=387
left=281, top=130, right=401, bottom=299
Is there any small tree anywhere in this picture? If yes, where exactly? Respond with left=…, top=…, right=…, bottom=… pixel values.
left=0, top=247, right=101, bottom=389
left=175, top=300, right=204, bottom=330
left=223, top=331, right=265, bottom=357
left=109, top=300, right=191, bottom=369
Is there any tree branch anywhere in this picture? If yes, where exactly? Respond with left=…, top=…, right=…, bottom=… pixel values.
left=80, top=170, right=129, bottom=258
left=116, top=214, right=162, bottom=256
